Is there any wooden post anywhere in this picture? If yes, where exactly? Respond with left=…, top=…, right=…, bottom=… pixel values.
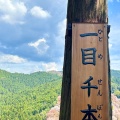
left=59, top=0, right=112, bottom=120
left=72, top=23, right=110, bottom=120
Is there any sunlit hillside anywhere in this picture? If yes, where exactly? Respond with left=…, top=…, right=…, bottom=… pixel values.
left=0, top=70, right=62, bottom=120
left=0, top=69, right=120, bottom=120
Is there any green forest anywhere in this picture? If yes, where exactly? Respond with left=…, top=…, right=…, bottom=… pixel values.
left=111, top=70, right=120, bottom=98
left=0, top=69, right=120, bottom=120
left=0, top=70, right=62, bottom=120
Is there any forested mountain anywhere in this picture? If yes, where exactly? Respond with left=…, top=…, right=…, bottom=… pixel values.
left=0, top=70, right=62, bottom=120
left=111, top=70, right=120, bottom=98
left=0, top=69, right=120, bottom=120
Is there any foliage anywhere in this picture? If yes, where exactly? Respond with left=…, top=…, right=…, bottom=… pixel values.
left=111, top=70, right=120, bottom=98
left=0, top=70, right=62, bottom=120
left=114, top=90, right=120, bottom=98
left=0, top=69, right=120, bottom=119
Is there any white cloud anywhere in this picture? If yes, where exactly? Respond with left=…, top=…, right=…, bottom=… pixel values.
left=0, top=43, right=7, bottom=49
left=0, top=0, right=27, bottom=24
left=109, top=27, right=120, bottom=45
left=110, top=55, right=120, bottom=70
left=28, top=38, right=49, bottom=55
left=41, top=62, right=58, bottom=71
left=30, top=6, right=50, bottom=18
left=0, top=61, right=60, bottom=74
left=58, top=19, right=66, bottom=36
left=55, top=19, right=66, bottom=47
left=108, top=27, right=120, bottom=70
left=109, top=43, right=112, bottom=48
left=0, top=53, right=26, bottom=63
left=52, top=19, right=66, bottom=63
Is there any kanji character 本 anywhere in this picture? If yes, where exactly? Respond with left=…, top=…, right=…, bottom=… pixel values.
left=81, top=104, right=98, bottom=120
left=81, top=48, right=96, bottom=65
left=81, top=76, right=98, bottom=97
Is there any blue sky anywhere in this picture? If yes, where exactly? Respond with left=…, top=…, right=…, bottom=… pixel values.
left=0, top=0, right=119, bottom=73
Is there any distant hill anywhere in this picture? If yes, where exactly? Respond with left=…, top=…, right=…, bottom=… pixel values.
left=111, top=70, right=120, bottom=98
left=0, top=69, right=62, bottom=120
left=111, top=70, right=120, bottom=78
left=47, top=70, right=62, bottom=76
left=0, top=69, right=120, bottom=120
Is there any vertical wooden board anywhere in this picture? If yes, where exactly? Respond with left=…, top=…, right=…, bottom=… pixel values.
left=71, top=23, right=110, bottom=120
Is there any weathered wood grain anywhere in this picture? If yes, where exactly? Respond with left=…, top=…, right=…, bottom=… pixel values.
left=59, top=0, right=111, bottom=120
left=71, top=23, right=110, bottom=120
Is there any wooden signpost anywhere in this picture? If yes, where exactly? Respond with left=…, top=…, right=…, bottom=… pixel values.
left=71, top=24, right=110, bottom=120
left=59, top=0, right=112, bottom=120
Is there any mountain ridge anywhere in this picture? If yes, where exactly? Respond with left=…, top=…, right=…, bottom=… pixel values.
left=0, top=69, right=120, bottom=119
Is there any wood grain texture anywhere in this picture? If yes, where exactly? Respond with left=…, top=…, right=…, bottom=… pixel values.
left=71, top=23, right=110, bottom=120
left=67, top=0, right=108, bottom=23
left=59, top=0, right=111, bottom=120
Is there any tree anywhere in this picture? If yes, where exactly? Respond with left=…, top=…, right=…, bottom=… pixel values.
left=59, top=0, right=112, bottom=120
left=114, top=90, right=120, bottom=98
